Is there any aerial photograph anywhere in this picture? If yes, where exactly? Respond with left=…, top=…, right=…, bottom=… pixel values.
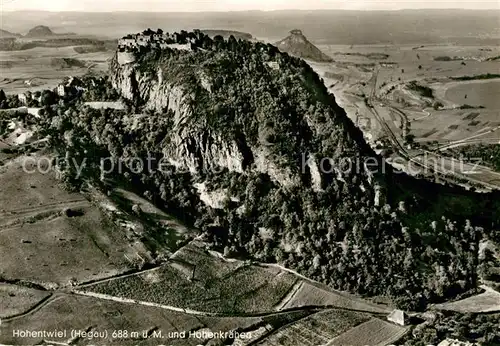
left=0, top=0, right=499, bottom=345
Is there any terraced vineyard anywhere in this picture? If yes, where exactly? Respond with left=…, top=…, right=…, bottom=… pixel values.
left=83, top=241, right=298, bottom=314
left=256, top=309, right=372, bottom=346
left=327, top=318, right=409, bottom=346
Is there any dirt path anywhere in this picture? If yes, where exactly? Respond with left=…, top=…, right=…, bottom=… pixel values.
left=258, top=263, right=391, bottom=314
left=273, top=281, right=304, bottom=311
left=1, top=293, right=61, bottom=322
left=71, top=290, right=221, bottom=317
left=0, top=199, right=87, bottom=218
left=74, top=264, right=164, bottom=288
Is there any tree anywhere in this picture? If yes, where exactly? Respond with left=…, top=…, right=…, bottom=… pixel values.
left=433, top=101, right=444, bottom=110
left=405, top=134, right=415, bottom=145
left=41, top=90, right=57, bottom=106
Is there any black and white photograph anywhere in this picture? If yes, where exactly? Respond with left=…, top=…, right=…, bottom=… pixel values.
left=0, top=0, right=499, bottom=345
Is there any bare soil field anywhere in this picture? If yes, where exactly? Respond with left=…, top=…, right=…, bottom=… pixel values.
left=326, top=317, right=409, bottom=346
left=84, top=241, right=298, bottom=314
left=281, top=281, right=390, bottom=314
left=444, top=79, right=500, bottom=109
left=0, top=294, right=206, bottom=345
left=0, top=207, right=140, bottom=288
left=0, top=46, right=113, bottom=93
left=0, top=290, right=317, bottom=345
left=0, top=154, right=85, bottom=212
left=433, top=286, right=500, bottom=313
left=0, top=154, right=151, bottom=288
left=312, top=44, right=500, bottom=151
left=256, top=309, right=371, bottom=346
left=410, top=109, right=500, bottom=145
left=0, top=283, right=51, bottom=318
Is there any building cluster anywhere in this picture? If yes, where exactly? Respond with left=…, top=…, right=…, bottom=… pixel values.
left=56, top=76, right=86, bottom=97
left=118, top=30, right=198, bottom=51
left=17, top=76, right=87, bottom=106
left=17, top=92, right=41, bottom=105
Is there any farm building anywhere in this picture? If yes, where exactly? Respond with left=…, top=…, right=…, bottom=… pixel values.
left=57, top=77, right=86, bottom=97
left=266, top=61, right=280, bottom=70
left=118, top=38, right=137, bottom=47
left=17, top=93, right=28, bottom=104
left=57, top=84, right=67, bottom=97
left=387, top=309, right=407, bottom=326
left=380, top=62, right=398, bottom=68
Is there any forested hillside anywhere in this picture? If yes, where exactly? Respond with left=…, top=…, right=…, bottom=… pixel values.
left=36, top=31, right=500, bottom=311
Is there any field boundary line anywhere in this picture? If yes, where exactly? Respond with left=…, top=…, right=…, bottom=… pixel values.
left=274, top=280, right=304, bottom=311
left=0, top=199, right=88, bottom=218
left=71, top=290, right=220, bottom=317
left=73, top=288, right=385, bottom=319
left=74, top=264, right=164, bottom=288
left=258, top=263, right=391, bottom=314
left=2, top=293, right=61, bottom=322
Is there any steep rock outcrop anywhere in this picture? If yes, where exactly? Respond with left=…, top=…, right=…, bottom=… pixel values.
left=111, top=55, right=250, bottom=176
left=110, top=41, right=383, bottom=195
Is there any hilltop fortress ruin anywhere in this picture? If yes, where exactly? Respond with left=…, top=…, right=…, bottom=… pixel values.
left=117, top=29, right=198, bottom=64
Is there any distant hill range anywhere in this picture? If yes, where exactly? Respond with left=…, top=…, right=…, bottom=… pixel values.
left=0, top=29, right=21, bottom=39
left=1, top=10, right=498, bottom=45
left=200, top=29, right=252, bottom=40
left=25, top=25, right=55, bottom=37
left=24, top=25, right=75, bottom=38
left=275, top=29, right=333, bottom=63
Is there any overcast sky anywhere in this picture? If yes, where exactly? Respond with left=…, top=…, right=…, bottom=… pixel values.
left=1, top=0, right=499, bottom=12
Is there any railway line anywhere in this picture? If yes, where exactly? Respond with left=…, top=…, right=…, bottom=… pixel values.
left=365, top=68, right=500, bottom=190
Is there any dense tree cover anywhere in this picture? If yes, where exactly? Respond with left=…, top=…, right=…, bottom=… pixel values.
left=407, top=81, right=434, bottom=98
left=0, top=89, right=22, bottom=109
left=444, top=144, right=500, bottom=172
left=80, top=75, right=120, bottom=102
left=37, top=32, right=500, bottom=312
left=402, top=312, right=500, bottom=345
left=451, top=73, right=500, bottom=81
left=0, top=109, right=31, bottom=138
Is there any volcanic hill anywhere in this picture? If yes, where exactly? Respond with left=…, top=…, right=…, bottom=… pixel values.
left=0, top=29, right=21, bottom=39
left=275, top=29, right=333, bottom=62
left=40, top=30, right=500, bottom=311
left=25, top=25, right=55, bottom=37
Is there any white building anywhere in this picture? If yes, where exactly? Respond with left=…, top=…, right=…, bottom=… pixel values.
left=437, top=338, right=474, bottom=346
left=57, top=84, right=67, bottom=97
left=387, top=309, right=407, bottom=326
left=17, top=93, right=28, bottom=104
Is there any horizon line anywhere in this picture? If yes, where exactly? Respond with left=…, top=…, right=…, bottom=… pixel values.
left=2, top=8, right=499, bottom=13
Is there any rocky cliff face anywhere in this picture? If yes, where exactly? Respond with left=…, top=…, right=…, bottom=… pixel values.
left=110, top=43, right=383, bottom=198
left=112, top=54, right=252, bottom=178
